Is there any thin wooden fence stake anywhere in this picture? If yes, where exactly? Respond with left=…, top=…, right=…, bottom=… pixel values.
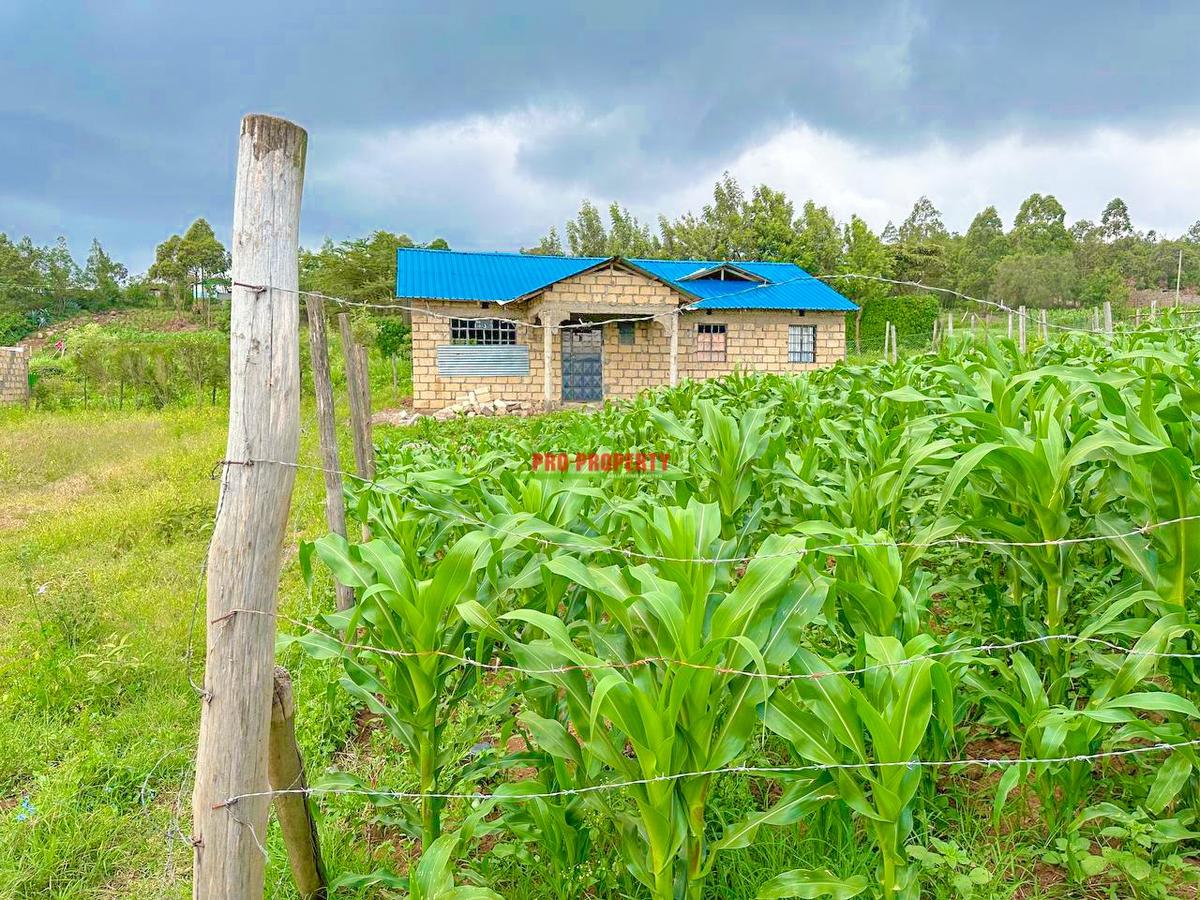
left=1039, top=309, right=1048, bottom=343
left=1104, top=300, right=1113, bottom=335
left=669, top=311, right=680, bottom=386
left=883, top=320, right=891, bottom=361
left=305, top=297, right=355, bottom=613
left=1007, top=312, right=1013, bottom=339
left=269, top=667, right=327, bottom=899
left=192, top=113, right=307, bottom=900
left=890, top=322, right=898, bottom=364
left=337, top=314, right=374, bottom=483
left=1018, top=306, right=1027, bottom=352
left=947, top=312, right=954, bottom=339
left=543, top=321, right=555, bottom=408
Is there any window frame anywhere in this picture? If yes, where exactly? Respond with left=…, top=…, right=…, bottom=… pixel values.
left=788, top=323, right=816, bottom=363
left=617, top=320, right=636, bottom=346
left=696, top=322, right=727, bottom=363
left=449, top=317, right=518, bottom=347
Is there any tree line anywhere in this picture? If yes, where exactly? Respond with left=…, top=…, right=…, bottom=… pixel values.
left=526, top=174, right=1200, bottom=311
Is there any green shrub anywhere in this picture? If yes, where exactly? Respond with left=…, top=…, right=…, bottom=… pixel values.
left=857, top=293, right=939, bottom=349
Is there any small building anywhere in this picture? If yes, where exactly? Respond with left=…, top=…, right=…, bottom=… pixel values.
left=398, top=248, right=858, bottom=411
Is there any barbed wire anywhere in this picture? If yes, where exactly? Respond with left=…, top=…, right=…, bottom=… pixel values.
left=237, top=605, right=1200, bottom=681
left=213, top=737, right=1200, bottom=809
left=217, top=457, right=1200, bottom=566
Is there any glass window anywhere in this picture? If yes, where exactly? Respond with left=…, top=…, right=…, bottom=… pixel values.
left=617, top=321, right=635, bottom=345
left=696, top=323, right=727, bottom=362
left=789, top=324, right=816, bottom=363
left=449, top=318, right=517, bottom=346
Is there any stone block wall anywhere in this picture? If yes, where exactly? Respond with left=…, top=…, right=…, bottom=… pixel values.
left=681, top=310, right=846, bottom=377
left=409, top=301, right=544, bottom=411
left=0, top=347, right=29, bottom=404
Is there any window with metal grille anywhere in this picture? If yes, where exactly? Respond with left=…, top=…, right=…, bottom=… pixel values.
left=788, top=324, right=816, bottom=363
left=617, top=321, right=635, bottom=345
left=449, top=318, right=517, bottom=346
left=696, top=323, right=727, bottom=362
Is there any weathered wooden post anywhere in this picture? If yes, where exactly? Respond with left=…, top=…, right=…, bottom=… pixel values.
left=1039, top=309, right=1048, bottom=343
left=1007, top=311, right=1013, bottom=338
left=542, top=320, right=554, bottom=409
left=269, top=667, right=327, bottom=899
left=1104, top=301, right=1113, bottom=335
left=669, top=310, right=680, bottom=387
left=883, top=320, right=891, bottom=361
left=337, top=314, right=374, bottom=482
left=305, top=297, right=355, bottom=613
left=1018, top=306, right=1027, bottom=351
left=192, top=113, right=306, bottom=900
left=947, top=312, right=954, bottom=339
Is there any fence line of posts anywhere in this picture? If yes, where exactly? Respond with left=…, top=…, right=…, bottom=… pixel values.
left=881, top=298, right=1126, bottom=363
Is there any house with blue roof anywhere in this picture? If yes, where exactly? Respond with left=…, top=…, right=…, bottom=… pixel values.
left=398, top=247, right=857, bottom=411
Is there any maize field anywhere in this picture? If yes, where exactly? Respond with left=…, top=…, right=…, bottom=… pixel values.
left=292, top=322, right=1200, bottom=898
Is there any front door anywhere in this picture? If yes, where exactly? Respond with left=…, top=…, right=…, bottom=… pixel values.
left=561, top=325, right=603, bottom=402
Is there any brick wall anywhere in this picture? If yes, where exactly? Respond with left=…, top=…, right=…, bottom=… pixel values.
left=407, top=269, right=848, bottom=411
left=410, top=301, right=543, bottom=410
left=680, top=310, right=846, bottom=378
left=0, top=347, right=29, bottom=404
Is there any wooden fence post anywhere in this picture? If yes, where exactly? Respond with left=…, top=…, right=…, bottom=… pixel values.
left=269, top=667, right=327, bottom=899
left=543, top=321, right=554, bottom=409
left=1104, top=301, right=1113, bottom=335
left=1039, top=309, right=1048, bottom=343
left=1018, top=306, right=1027, bottom=352
left=1007, top=311, right=1013, bottom=339
left=669, top=310, right=679, bottom=386
left=192, top=113, right=306, bottom=900
left=883, top=320, right=891, bottom=361
left=306, top=297, right=355, bottom=613
left=337, top=314, right=374, bottom=482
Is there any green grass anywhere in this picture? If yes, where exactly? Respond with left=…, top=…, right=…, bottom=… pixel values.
left=0, top=403, right=373, bottom=898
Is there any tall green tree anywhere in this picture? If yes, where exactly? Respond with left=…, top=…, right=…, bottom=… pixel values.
left=605, top=203, right=660, bottom=257
left=82, top=239, right=128, bottom=307
left=793, top=200, right=842, bottom=274
left=956, top=206, right=1008, bottom=299
left=39, top=236, right=82, bottom=315
left=742, top=185, right=798, bottom=261
left=1011, top=193, right=1072, bottom=255
left=1100, top=197, right=1134, bottom=242
left=565, top=200, right=608, bottom=256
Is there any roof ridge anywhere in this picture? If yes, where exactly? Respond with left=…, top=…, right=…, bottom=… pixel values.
left=397, top=246, right=608, bottom=262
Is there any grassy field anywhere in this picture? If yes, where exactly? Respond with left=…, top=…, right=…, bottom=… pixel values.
left=0, top=403, right=381, bottom=898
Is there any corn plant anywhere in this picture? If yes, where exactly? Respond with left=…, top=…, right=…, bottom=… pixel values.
left=764, top=636, right=953, bottom=898
left=299, top=529, right=498, bottom=848
left=497, top=500, right=829, bottom=899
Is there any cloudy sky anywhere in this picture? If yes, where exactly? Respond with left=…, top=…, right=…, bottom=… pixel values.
left=2, top=1, right=1199, bottom=272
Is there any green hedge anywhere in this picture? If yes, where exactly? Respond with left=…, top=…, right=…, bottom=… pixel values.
left=857, top=293, right=940, bottom=349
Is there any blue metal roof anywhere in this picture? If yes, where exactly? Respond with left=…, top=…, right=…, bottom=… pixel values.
left=395, top=248, right=857, bottom=311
